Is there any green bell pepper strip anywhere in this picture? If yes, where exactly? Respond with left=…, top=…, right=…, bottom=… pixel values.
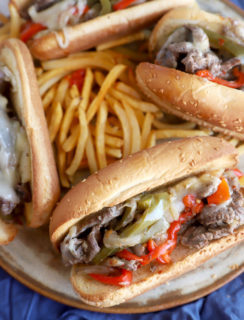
left=99, top=0, right=112, bottom=15
left=204, top=28, right=244, bottom=58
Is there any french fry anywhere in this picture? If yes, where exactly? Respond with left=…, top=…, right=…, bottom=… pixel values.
left=146, top=131, right=156, bottom=148
left=66, top=108, right=88, bottom=176
left=134, top=109, right=145, bottom=128
left=80, top=68, right=93, bottom=111
left=42, top=57, right=114, bottom=72
left=106, top=147, right=122, bottom=159
left=70, top=84, right=80, bottom=98
left=105, top=123, right=123, bottom=137
left=57, top=145, right=70, bottom=188
left=9, top=3, right=21, bottom=38
left=48, top=101, right=63, bottom=142
left=107, top=98, right=130, bottom=157
left=54, top=77, right=69, bottom=105
left=38, top=69, right=69, bottom=87
left=153, top=119, right=196, bottom=130
left=155, top=129, right=209, bottom=139
left=94, top=71, right=105, bottom=87
left=110, top=88, right=159, bottom=113
left=86, top=127, right=98, bottom=173
left=95, top=101, right=108, bottom=169
left=123, top=101, right=141, bottom=154
left=86, top=64, right=127, bottom=122
left=115, top=82, right=142, bottom=99
left=40, top=73, right=69, bottom=96
left=141, top=113, right=154, bottom=149
left=62, top=125, right=79, bottom=152
left=96, top=31, right=147, bottom=51
left=105, top=134, right=123, bottom=148
left=42, top=85, right=57, bottom=111
left=59, top=97, right=80, bottom=145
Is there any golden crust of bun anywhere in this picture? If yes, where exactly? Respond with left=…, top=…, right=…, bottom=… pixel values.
left=50, top=136, right=237, bottom=249
left=0, top=219, right=18, bottom=245
left=0, top=39, right=60, bottom=230
left=136, top=63, right=244, bottom=140
left=71, top=225, right=244, bottom=307
left=149, top=6, right=244, bottom=54
left=27, top=0, right=196, bottom=60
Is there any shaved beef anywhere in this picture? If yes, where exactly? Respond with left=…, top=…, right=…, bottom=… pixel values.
left=182, top=50, right=221, bottom=75
left=180, top=225, right=230, bottom=249
left=61, top=204, right=125, bottom=265
left=180, top=189, right=244, bottom=249
left=77, top=204, right=124, bottom=234
left=198, top=190, right=244, bottom=228
left=85, top=225, right=101, bottom=263
left=220, top=58, right=241, bottom=77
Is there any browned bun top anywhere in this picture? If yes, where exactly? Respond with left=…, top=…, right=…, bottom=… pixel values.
left=149, top=6, right=244, bottom=54
left=0, top=39, right=60, bottom=228
left=50, top=136, right=238, bottom=249
left=28, top=0, right=196, bottom=60
left=136, top=63, right=244, bottom=140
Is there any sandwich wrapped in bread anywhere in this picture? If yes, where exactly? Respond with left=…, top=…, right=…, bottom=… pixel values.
left=136, top=7, right=244, bottom=139
left=0, top=39, right=60, bottom=245
left=50, top=136, right=244, bottom=307
left=13, top=0, right=196, bottom=60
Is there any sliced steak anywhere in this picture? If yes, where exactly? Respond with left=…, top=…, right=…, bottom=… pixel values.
left=220, top=58, right=241, bottom=77
left=61, top=204, right=125, bottom=265
left=180, top=225, right=230, bottom=249
left=182, top=50, right=221, bottom=75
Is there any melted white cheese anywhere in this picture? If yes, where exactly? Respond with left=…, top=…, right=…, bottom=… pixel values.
left=0, top=93, right=30, bottom=207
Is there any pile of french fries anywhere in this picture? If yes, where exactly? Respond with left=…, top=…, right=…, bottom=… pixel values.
left=37, top=51, right=215, bottom=188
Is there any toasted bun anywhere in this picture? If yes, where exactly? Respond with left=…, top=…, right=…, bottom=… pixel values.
left=149, top=7, right=244, bottom=54
left=136, top=63, right=244, bottom=140
left=71, top=225, right=244, bottom=307
left=0, top=219, right=18, bottom=246
left=27, top=0, right=196, bottom=61
left=0, top=39, right=60, bottom=236
left=50, top=136, right=237, bottom=249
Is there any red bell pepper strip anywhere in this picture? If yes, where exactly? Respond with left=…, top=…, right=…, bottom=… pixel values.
left=116, top=249, right=143, bottom=262
left=68, top=69, right=86, bottom=91
left=232, top=168, right=244, bottom=178
left=89, top=268, right=133, bottom=286
left=113, top=0, right=138, bottom=11
left=207, top=178, right=230, bottom=205
left=20, top=21, right=47, bottom=43
left=196, top=68, right=244, bottom=89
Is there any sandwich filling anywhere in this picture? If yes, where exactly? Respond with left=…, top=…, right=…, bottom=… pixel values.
left=155, top=24, right=244, bottom=89
left=0, top=71, right=31, bottom=223
left=61, top=168, right=244, bottom=285
left=20, top=0, right=149, bottom=42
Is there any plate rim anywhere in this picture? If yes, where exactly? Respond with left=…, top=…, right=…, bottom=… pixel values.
left=0, top=251, right=243, bottom=314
